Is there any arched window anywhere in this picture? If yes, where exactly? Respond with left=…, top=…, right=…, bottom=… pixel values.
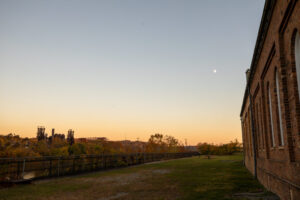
left=248, top=107, right=253, bottom=156
left=275, top=70, right=284, bottom=146
left=296, top=31, right=300, bottom=100
left=259, top=98, right=265, bottom=149
left=268, top=85, right=275, bottom=147
left=255, top=103, right=260, bottom=149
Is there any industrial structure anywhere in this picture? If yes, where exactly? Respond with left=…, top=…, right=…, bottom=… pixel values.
left=36, top=127, right=73, bottom=144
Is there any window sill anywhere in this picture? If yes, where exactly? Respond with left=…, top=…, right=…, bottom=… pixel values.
left=278, top=146, right=284, bottom=150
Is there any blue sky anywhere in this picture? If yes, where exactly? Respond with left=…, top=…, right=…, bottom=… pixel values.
left=0, top=0, right=265, bottom=144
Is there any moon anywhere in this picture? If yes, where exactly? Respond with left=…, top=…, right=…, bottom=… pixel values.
left=213, top=69, right=217, bottom=73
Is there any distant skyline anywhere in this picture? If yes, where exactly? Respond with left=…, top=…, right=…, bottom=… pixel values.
left=0, top=0, right=265, bottom=145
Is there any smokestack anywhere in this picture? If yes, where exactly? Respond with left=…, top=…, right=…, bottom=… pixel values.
left=37, top=126, right=45, bottom=135
left=37, top=126, right=46, bottom=141
left=52, top=128, right=55, bottom=137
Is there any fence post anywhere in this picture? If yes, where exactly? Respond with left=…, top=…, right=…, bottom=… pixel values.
left=16, top=160, right=21, bottom=180
left=72, top=157, right=75, bottom=174
left=49, top=159, right=52, bottom=176
left=57, top=157, right=60, bottom=176
left=104, top=154, right=106, bottom=169
left=22, top=159, right=26, bottom=179
left=59, top=156, right=64, bottom=175
left=96, top=156, right=99, bottom=170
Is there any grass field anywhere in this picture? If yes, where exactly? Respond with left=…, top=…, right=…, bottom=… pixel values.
left=0, top=154, right=278, bottom=200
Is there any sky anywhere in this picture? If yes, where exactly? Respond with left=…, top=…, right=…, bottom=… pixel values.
left=0, top=0, right=265, bottom=145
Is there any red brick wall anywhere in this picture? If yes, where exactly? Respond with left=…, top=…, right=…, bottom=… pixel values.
left=241, top=1, right=300, bottom=199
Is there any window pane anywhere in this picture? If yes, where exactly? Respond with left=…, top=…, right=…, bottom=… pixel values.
left=276, top=71, right=284, bottom=146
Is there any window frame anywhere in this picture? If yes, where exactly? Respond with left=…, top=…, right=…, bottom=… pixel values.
left=295, top=31, right=300, bottom=100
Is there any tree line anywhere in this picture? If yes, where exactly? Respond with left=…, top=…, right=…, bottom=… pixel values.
left=0, top=133, right=187, bottom=158
left=0, top=130, right=242, bottom=158
left=197, top=139, right=242, bottom=159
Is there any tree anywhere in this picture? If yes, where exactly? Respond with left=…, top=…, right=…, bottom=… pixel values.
left=146, top=133, right=184, bottom=153
left=146, top=133, right=167, bottom=153
left=68, top=143, right=86, bottom=155
left=226, top=139, right=242, bottom=154
left=34, top=140, right=51, bottom=156
left=149, top=133, right=164, bottom=145
left=164, top=135, right=179, bottom=152
left=197, top=139, right=242, bottom=157
left=197, top=143, right=213, bottom=159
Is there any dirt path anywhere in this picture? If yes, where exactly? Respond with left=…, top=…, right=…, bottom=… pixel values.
left=35, top=168, right=179, bottom=200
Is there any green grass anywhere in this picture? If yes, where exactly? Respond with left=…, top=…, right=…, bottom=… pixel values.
left=158, top=154, right=270, bottom=199
left=0, top=154, right=276, bottom=200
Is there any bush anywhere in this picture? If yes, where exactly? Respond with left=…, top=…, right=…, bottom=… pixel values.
left=68, top=143, right=87, bottom=155
left=197, top=139, right=242, bottom=158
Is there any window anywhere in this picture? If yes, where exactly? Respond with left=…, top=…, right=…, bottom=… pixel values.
left=268, top=86, right=275, bottom=147
left=259, top=98, right=265, bottom=149
left=255, top=103, right=261, bottom=149
left=254, top=104, right=259, bottom=149
left=275, top=70, right=284, bottom=146
left=296, top=31, right=300, bottom=100
left=248, top=107, right=253, bottom=156
left=244, top=113, right=251, bottom=157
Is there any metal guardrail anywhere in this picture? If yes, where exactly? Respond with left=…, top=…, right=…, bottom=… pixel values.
left=0, top=152, right=199, bottom=183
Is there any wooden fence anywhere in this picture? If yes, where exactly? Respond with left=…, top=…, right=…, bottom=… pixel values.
left=0, top=152, right=198, bottom=183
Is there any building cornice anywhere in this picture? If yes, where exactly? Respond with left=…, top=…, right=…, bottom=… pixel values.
left=240, top=0, right=276, bottom=116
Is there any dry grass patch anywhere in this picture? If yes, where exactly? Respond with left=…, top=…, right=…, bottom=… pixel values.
left=31, top=168, right=179, bottom=200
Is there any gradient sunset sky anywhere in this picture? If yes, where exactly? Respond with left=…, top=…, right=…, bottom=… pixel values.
left=0, top=0, right=265, bottom=145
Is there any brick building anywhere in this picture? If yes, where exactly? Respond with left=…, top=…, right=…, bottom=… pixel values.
left=240, top=0, right=300, bottom=199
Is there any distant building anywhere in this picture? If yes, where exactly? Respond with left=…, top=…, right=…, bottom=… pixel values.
left=240, top=0, right=300, bottom=199
left=75, top=137, right=107, bottom=143
left=184, top=146, right=197, bottom=152
left=76, top=138, right=87, bottom=143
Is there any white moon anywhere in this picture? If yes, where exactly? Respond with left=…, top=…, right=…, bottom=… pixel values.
left=213, top=69, right=217, bottom=73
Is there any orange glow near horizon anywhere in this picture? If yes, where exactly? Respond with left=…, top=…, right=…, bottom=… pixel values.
left=0, top=107, right=242, bottom=145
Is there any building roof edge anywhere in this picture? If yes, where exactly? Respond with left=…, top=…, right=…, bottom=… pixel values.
left=240, top=0, right=276, bottom=117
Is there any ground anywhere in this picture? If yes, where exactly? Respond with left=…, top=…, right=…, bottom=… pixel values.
left=0, top=154, right=278, bottom=200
